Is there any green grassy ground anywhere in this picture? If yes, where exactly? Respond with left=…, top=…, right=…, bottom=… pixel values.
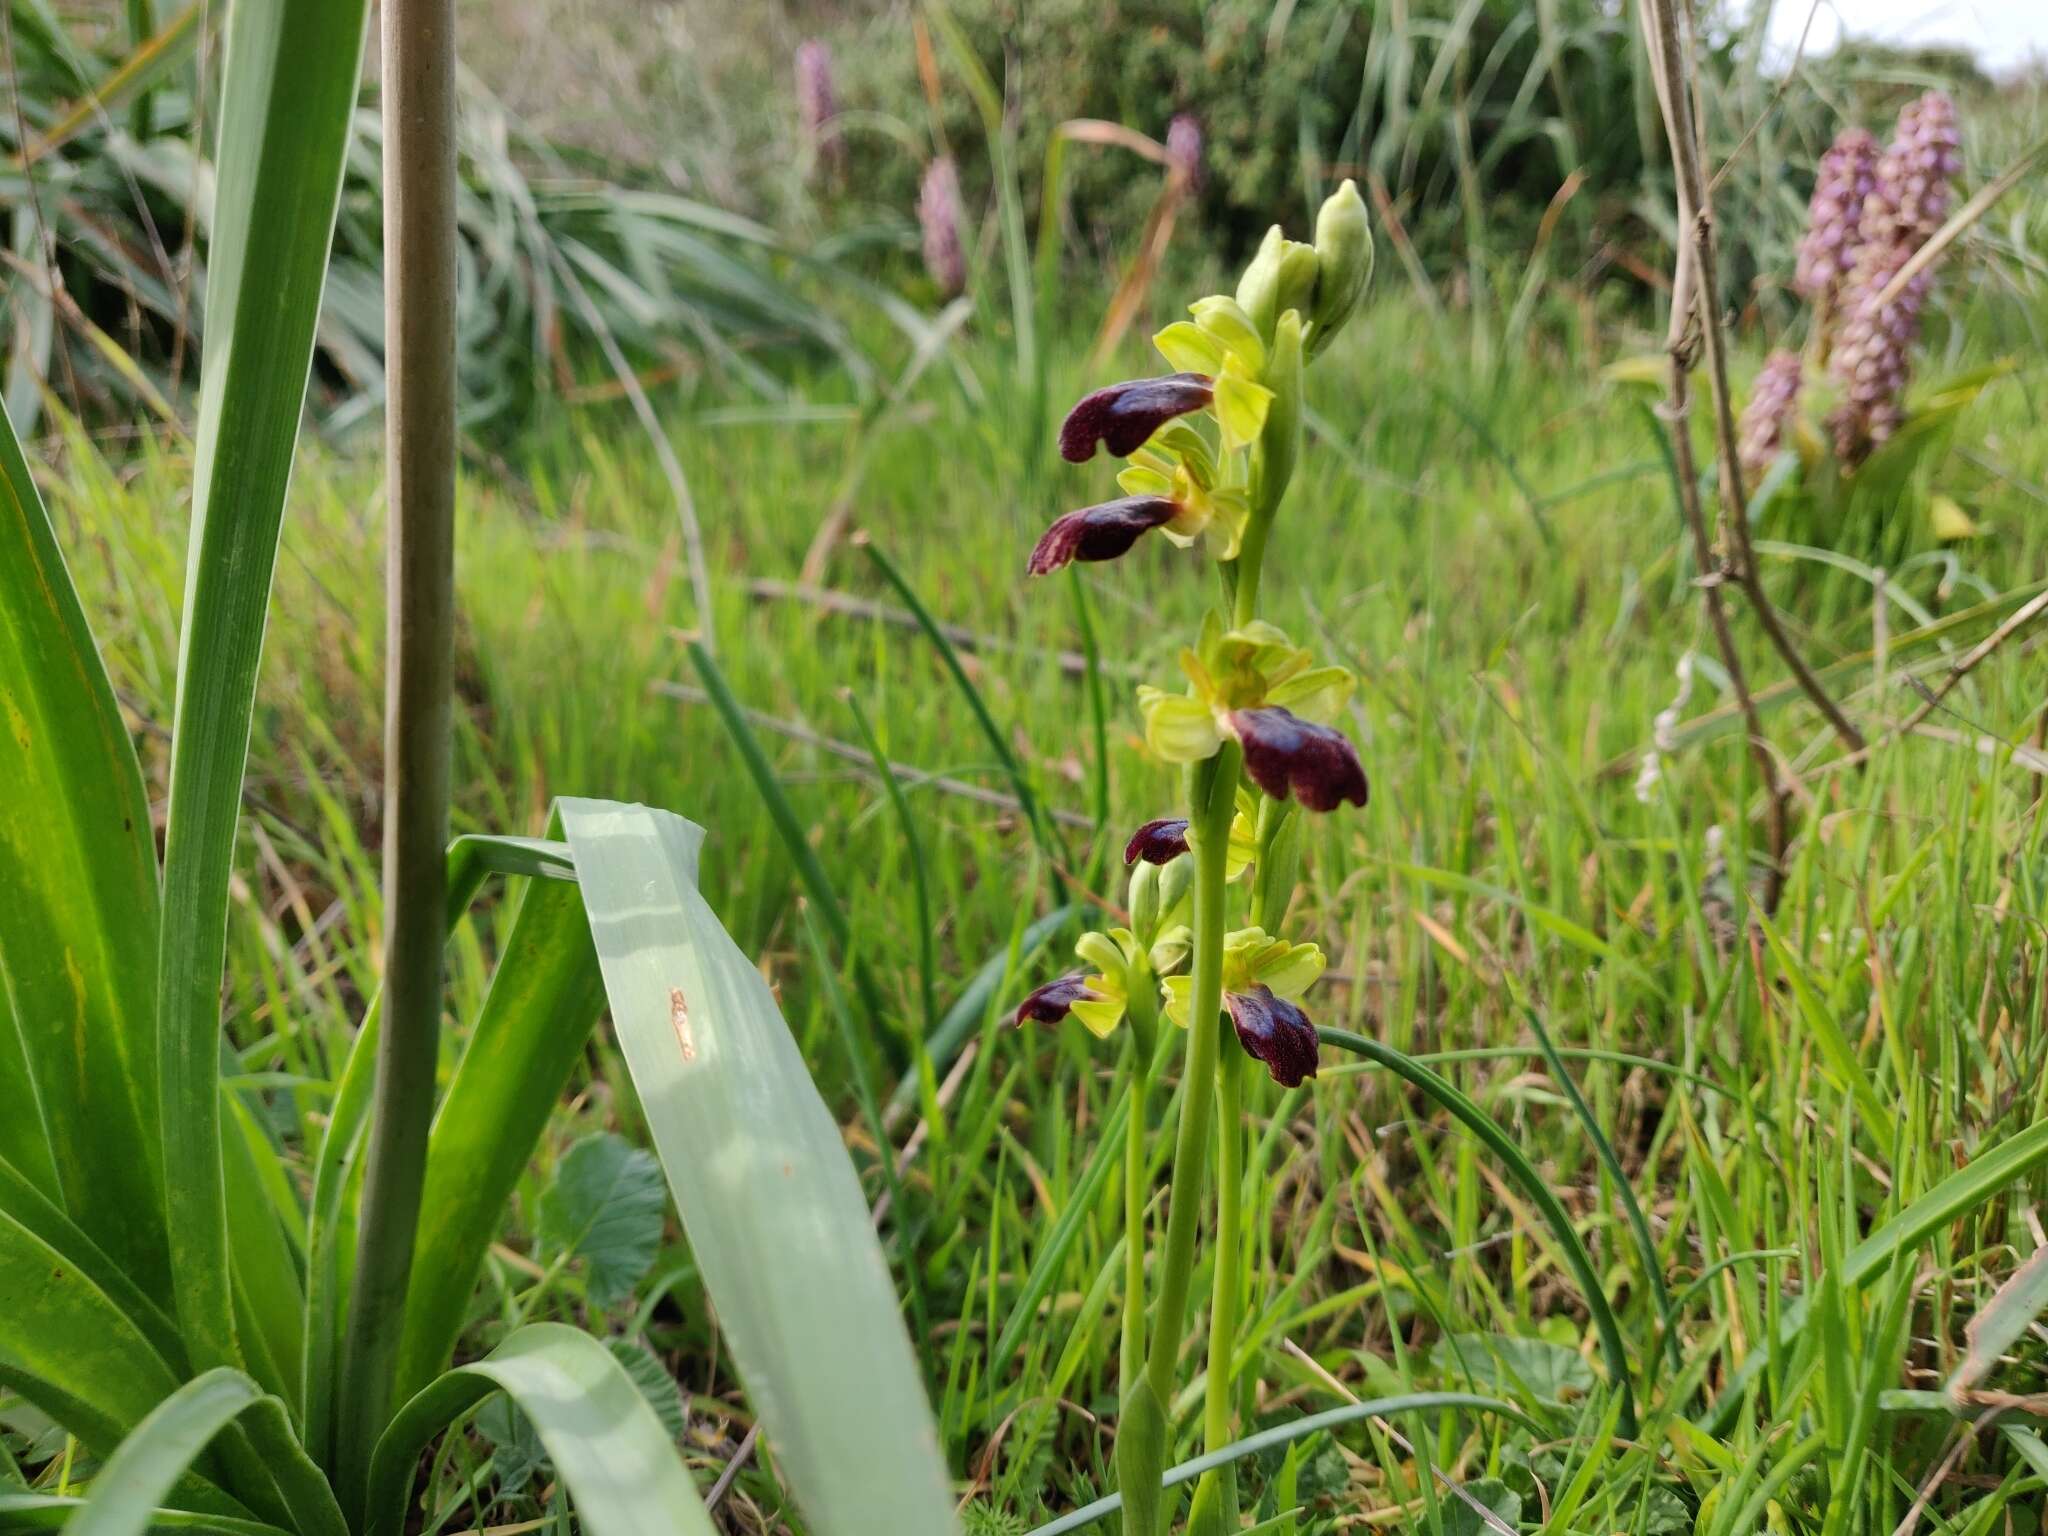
left=32, top=293, right=2048, bottom=1530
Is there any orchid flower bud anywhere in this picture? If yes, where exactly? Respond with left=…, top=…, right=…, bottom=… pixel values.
left=1252, top=310, right=1303, bottom=517
left=1235, top=226, right=1319, bottom=345
left=1128, top=858, right=1164, bottom=946
left=1306, top=179, right=1372, bottom=356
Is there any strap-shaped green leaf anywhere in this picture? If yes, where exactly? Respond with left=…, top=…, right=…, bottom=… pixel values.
left=363, top=1324, right=716, bottom=1536
left=392, top=843, right=608, bottom=1404
left=57, top=1369, right=344, bottom=1536
left=561, top=798, right=958, bottom=1536
left=0, top=396, right=166, bottom=1297
left=153, top=0, right=370, bottom=1370
left=0, top=1207, right=181, bottom=1456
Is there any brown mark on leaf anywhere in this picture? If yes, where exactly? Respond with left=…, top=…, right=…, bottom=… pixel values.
left=669, top=986, right=696, bottom=1062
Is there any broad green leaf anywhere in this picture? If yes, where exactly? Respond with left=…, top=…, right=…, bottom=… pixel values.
left=392, top=848, right=607, bottom=1404
left=472, top=1340, right=686, bottom=1500
left=58, top=1369, right=343, bottom=1536
left=0, top=1156, right=183, bottom=1374
left=154, top=0, right=369, bottom=1369
left=0, top=1496, right=287, bottom=1536
left=536, top=1133, right=666, bottom=1309
left=0, top=396, right=166, bottom=1295
left=363, top=1324, right=718, bottom=1536
left=561, top=798, right=958, bottom=1536
left=0, top=1207, right=181, bottom=1456
left=1440, top=1479, right=1520, bottom=1536
left=1432, top=1334, right=1596, bottom=1408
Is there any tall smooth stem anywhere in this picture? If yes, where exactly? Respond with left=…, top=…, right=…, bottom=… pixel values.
left=1143, top=745, right=1240, bottom=1409
left=337, top=0, right=459, bottom=1506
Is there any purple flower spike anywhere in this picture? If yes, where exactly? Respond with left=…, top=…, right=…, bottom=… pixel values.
left=920, top=157, right=966, bottom=297
left=1013, top=971, right=1099, bottom=1027
left=1795, top=128, right=1879, bottom=304
left=1224, top=985, right=1319, bottom=1087
left=1231, top=707, right=1369, bottom=813
left=795, top=41, right=844, bottom=179
left=1166, top=114, right=1204, bottom=191
left=1826, top=91, right=1962, bottom=465
left=1028, top=496, right=1180, bottom=575
left=1124, top=817, right=1192, bottom=866
left=1058, top=374, right=1214, bottom=463
left=1738, top=350, right=1803, bottom=486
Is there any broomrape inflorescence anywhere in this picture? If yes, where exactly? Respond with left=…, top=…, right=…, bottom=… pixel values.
left=1011, top=180, right=1374, bottom=1534
left=1742, top=93, right=1964, bottom=480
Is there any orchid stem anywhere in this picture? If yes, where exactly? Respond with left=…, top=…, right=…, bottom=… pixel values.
left=1142, top=744, right=1240, bottom=1412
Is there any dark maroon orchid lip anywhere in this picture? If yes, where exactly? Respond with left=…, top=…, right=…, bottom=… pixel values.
left=1232, top=707, right=1369, bottom=813
left=1057, top=373, right=1215, bottom=463
left=1124, top=817, right=1192, bottom=866
left=1028, top=496, right=1180, bottom=576
left=1223, top=984, right=1319, bottom=1087
left=1013, top=971, right=1099, bottom=1027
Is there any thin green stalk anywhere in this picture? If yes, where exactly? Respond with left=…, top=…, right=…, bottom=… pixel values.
left=1199, top=1042, right=1244, bottom=1523
left=1142, top=744, right=1240, bottom=1411
left=336, top=0, right=458, bottom=1509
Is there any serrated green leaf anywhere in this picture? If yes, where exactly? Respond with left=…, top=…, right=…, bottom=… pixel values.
left=606, top=1340, right=687, bottom=1441
left=538, top=1134, right=666, bottom=1309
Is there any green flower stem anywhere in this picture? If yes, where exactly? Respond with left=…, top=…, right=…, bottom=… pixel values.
left=1142, top=743, right=1241, bottom=1413
left=1118, top=975, right=1157, bottom=1388
left=1199, top=1039, right=1245, bottom=1524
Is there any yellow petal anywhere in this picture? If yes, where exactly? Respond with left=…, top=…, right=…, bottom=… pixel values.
left=1930, top=494, right=1980, bottom=541
left=1154, top=321, right=1225, bottom=375
left=1069, top=997, right=1127, bottom=1039
left=1159, top=974, right=1193, bottom=1029
left=1137, top=687, right=1225, bottom=764
left=1213, top=371, right=1274, bottom=454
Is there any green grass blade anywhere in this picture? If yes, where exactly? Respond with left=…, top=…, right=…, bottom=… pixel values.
left=1516, top=1002, right=1680, bottom=1375
left=363, top=1324, right=715, bottom=1536
left=60, top=1369, right=344, bottom=1536
left=392, top=846, right=608, bottom=1405
left=1316, top=1026, right=1637, bottom=1436
left=1702, top=1117, right=2048, bottom=1432
left=0, top=397, right=167, bottom=1294
left=859, top=539, right=1060, bottom=863
left=1753, top=911, right=1897, bottom=1147
left=154, top=0, right=369, bottom=1370
left=885, top=904, right=1074, bottom=1121
left=560, top=798, right=958, bottom=1536
left=1025, top=1393, right=1537, bottom=1536
left=684, top=641, right=906, bottom=1070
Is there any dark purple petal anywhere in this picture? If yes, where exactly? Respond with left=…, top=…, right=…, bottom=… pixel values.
left=1058, top=374, right=1214, bottom=463
left=1028, top=496, right=1179, bottom=576
left=1224, top=985, right=1319, bottom=1087
left=1013, top=971, right=1099, bottom=1027
left=1231, top=707, right=1369, bottom=813
left=1124, top=817, right=1191, bottom=866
